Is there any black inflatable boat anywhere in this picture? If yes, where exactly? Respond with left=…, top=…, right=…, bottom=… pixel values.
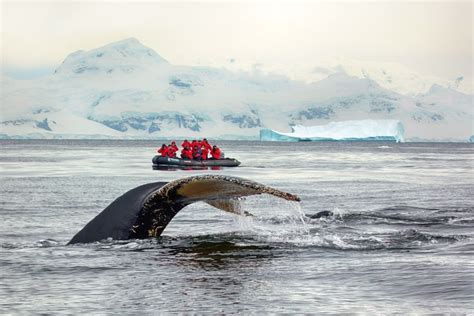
left=152, top=156, right=241, bottom=167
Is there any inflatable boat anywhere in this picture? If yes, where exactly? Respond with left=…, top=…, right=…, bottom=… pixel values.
left=152, top=156, right=241, bottom=167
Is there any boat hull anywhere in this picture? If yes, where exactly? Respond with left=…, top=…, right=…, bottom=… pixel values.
left=152, top=156, right=241, bottom=167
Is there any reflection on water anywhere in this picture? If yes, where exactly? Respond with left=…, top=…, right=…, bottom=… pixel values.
left=153, top=165, right=222, bottom=171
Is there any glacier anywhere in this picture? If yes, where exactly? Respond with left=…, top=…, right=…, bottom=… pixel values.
left=260, top=120, right=405, bottom=142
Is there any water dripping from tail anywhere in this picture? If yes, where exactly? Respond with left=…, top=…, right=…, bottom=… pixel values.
left=230, top=198, right=313, bottom=245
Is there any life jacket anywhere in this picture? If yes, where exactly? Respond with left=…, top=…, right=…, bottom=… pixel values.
left=211, top=148, right=221, bottom=159
left=157, top=146, right=168, bottom=157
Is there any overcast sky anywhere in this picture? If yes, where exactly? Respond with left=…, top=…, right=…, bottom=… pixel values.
left=1, top=0, right=472, bottom=80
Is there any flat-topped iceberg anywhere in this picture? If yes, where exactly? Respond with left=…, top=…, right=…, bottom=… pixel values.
left=260, top=120, right=405, bottom=142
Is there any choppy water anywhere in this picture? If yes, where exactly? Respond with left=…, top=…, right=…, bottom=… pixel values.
left=1, top=140, right=473, bottom=314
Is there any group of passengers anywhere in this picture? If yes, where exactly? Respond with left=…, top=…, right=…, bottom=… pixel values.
left=157, top=138, right=222, bottom=160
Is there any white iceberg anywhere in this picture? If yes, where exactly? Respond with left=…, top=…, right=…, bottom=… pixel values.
left=260, top=120, right=405, bottom=142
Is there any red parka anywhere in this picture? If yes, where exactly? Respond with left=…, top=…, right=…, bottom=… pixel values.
left=167, top=147, right=177, bottom=157
left=170, top=142, right=179, bottom=152
left=181, top=140, right=191, bottom=148
left=157, top=146, right=168, bottom=157
left=211, top=147, right=221, bottom=159
left=202, top=140, right=212, bottom=151
left=181, top=147, right=193, bottom=160
left=201, top=147, right=209, bottom=160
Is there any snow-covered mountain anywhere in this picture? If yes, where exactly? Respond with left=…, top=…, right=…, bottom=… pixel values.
left=195, top=57, right=473, bottom=97
left=1, top=38, right=473, bottom=141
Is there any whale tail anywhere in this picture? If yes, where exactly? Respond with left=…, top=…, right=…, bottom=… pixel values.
left=68, top=175, right=300, bottom=244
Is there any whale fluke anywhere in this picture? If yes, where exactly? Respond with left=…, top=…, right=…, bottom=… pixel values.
left=68, top=175, right=300, bottom=244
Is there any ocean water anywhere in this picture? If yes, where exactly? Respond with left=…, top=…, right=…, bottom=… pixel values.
left=0, top=140, right=473, bottom=314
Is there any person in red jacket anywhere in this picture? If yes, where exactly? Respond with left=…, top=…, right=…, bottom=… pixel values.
left=210, top=145, right=221, bottom=159
left=191, top=140, right=198, bottom=148
left=170, top=141, right=179, bottom=152
left=202, top=138, right=212, bottom=151
left=181, top=139, right=191, bottom=148
left=168, top=141, right=178, bottom=157
left=181, top=146, right=193, bottom=160
left=201, top=145, right=209, bottom=160
left=167, top=142, right=178, bottom=157
left=157, top=144, right=168, bottom=157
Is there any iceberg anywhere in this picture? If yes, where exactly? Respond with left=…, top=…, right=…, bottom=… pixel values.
left=260, top=120, right=405, bottom=142
left=469, top=135, right=474, bottom=143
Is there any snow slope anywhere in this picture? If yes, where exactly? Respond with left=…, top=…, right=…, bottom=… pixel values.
left=1, top=38, right=473, bottom=141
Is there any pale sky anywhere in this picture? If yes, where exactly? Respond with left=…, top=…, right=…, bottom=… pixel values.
left=1, top=0, right=472, bottom=80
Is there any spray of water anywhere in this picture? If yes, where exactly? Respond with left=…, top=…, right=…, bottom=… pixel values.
left=229, top=196, right=315, bottom=246
left=227, top=198, right=387, bottom=249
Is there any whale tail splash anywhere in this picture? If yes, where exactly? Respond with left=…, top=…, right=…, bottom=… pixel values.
left=68, top=175, right=300, bottom=244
